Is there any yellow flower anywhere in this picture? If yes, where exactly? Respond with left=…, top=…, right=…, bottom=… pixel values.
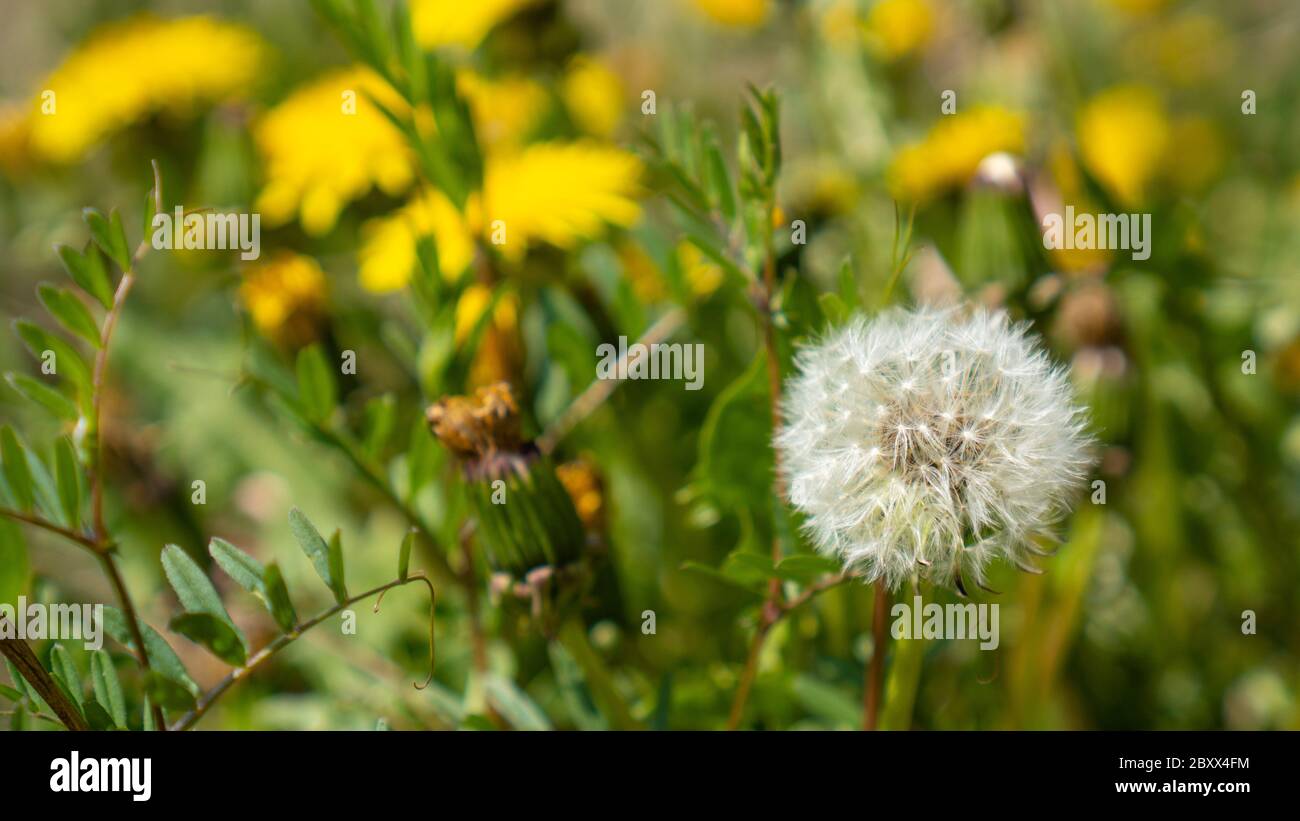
left=240, top=252, right=328, bottom=347
left=254, top=68, right=414, bottom=236
left=26, top=15, right=263, bottom=163
left=692, top=0, right=771, bottom=28
left=457, top=72, right=548, bottom=151
left=1077, top=85, right=1168, bottom=207
left=358, top=141, right=640, bottom=292
left=862, top=0, right=935, bottom=61
left=562, top=57, right=625, bottom=139
left=358, top=188, right=478, bottom=293
left=1045, top=142, right=1112, bottom=274
left=888, top=106, right=1025, bottom=202
left=677, top=241, right=725, bottom=297
left=618, top=241, right=669, bottom=304
left=411, top=0, right=537, bottom=50
left=482, top=141, right=642, bottom=260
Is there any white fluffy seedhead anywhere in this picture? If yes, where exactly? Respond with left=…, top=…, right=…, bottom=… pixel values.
left=776, top=307, right=1093, bottom=592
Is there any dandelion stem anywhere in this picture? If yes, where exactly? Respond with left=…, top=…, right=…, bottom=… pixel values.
left=864, top=578, right=890, bottom=730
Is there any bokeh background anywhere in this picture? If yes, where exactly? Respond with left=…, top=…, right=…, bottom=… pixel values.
left=1, top=0, right=1298, bottom=730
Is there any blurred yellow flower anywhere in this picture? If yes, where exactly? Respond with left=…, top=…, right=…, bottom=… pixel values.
left=619, top=241, right=669, bottom=304
left=888, top=106, right=1026, bottom=202
left=1045, top=142, right=1112, bottom=274
left=458, top=72, right=548, bottom=151
left=411, top=0, right=537, bottom=50
left=862, top=0, right=935, bottom=61
left=1150, top=13, right=1231, bottom=87
left=677, top=241, right=725, bottom=297
left=557, top=458, right=605, bottom=532
left=455, top=284, right=521, bottom=387
left=358, top=142, right=641, bottom=292
left=26, top=15, right=263, bottom=163
left=1103, top=0, right=1170, bottom=17
left=483, top=141, right=642, bottom=260
left=0, top=104, right=30, bottom=175
left=562, top=57, right=625, bottom=139
left=692, top=0, right=771, bottom=28
left=359, top=188, right=478, bottom=293
left=1077, top=85, right=1168, bottom=207
left=254, top=68, right=414, bottom=236
left=240, top=252, right=328, bottom=347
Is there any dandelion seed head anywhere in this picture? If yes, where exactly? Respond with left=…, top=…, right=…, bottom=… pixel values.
left=776, top=307, right=1094, bottom=591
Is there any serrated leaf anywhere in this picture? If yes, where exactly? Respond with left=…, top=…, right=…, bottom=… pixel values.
left=484, top=675, right=552, bottom=730
left=397, top=528, right=414, bottom=582
left=160, top=544, right=247, bottom=663
left=37, top=284, right=101, bottom=348
left=5, top=373, right=78, bottom=422
left=101, top=606, right=198, bottom=695
left=54, top=437, right=81, bottom=528
left=55, top=242, right=114, bottom=310
left=49, top=644, right=82, bottom=709
left=262, top=562, right=298, bottom=632
left=289, top=507, right=337, bottom=595
left=1, top=426, right=34, bottom=511
left=90, top=651, right=126, bottom=728
left=327, top=529, right=348, bottom=604
left=208, top=537, right=265, bottom=595
left=295, top=344, right=337, bottom=424
left=83, top=207, right=131, bottom=272
left=143, top=671, right=196, bottom=711
left=168, top=612, right=247, bottom=667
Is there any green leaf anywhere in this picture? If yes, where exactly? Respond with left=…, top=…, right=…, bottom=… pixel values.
left=160, top=544, right=247, bottom=662
left=143, top=671, right=196, bottom=711
left=792, top=674, right=860, bottom=728
left=397, top=528, right=414, bottom=582
left=774, top=554, right=842, bottom=583
left=705, top=138, right=736, bottom=224
left=362, top=393, right=397, bottom=459
left=295, top=344, right=337, bottom=424
left=208, top=537, right=265, bottom=595
left=327, top=529, right=348, bottom=604
left=680, top=561, right=766, bottom=597
left=37, top=284, right=101, bottom=348
left=54, top=437, right=82, bottom=528
left=0, top=426, right=34, bottom=511
left=101, top=606, right=198, bottom=695
left=5, top=373, right=78, bottom=422
left=168, top=612, right=247, bottom=667
left=141, top=695, right=156, bottom=730
left=0, top=684, right=23, bottom=702
left=90, top=651, right=126, bottom=728
left=0, top=519, right=29, bottom=609
left=484, top=675, right=552, bottom=730
left=694, top=350, right=773, bottom=511
left=5, top=659, right=44, bottom=708
left=49, top=644, right=82, bottom=709
left=289, top=507, right=338, bottom=595
left=83, top=700, right=116, bottom=730
left=262, top=562, right=298, bottom=632
left=83, top=207, right=131, bottom=272
left=13, top=319, right=93, bottom=401
left=55, top=242, right=114, bottom=310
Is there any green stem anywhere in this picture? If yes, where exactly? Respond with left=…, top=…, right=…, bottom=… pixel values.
left=878, top=608, right=926, bottom=731
left=169, top=574, right=436, bottom=731
left=556, top=619, right=641, bottom=730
